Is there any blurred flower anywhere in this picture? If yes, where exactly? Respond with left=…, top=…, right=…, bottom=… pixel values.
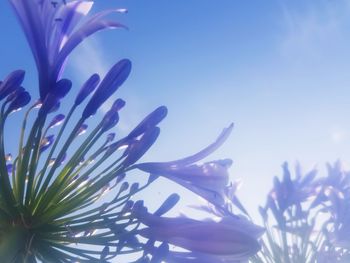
left=257, top=162, right=322, bottom=263
left=312, top=161, right=350, bottom=208
left=133, top=203, right=262, bottom=262
left=316, top=162, right=350, bottom=251
left=263, top=162, right=318, bottom=229
left=270, top=162, right=318, bottom=213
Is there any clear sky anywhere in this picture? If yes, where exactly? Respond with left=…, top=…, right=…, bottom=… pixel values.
left=1, top=0, right=350, bottom=224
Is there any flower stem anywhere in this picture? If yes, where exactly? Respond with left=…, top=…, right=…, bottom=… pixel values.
left=0, top=225, right=28, bottom=263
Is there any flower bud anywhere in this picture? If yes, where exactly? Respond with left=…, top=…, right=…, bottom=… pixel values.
left=82, top=59, right=131, bottom=119
left=74, top=73, right=100, bottom=106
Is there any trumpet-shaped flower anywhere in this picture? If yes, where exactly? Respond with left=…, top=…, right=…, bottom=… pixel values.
left=10, top=0, right=127, bottom=99
left=135, top=124, right=234, bottom=206
left=133, top=204, right=262, bottom=262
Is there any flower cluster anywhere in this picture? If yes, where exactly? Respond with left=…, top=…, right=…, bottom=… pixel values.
left=255, top=161, right=350, bottom=263
left=0, top=1, right=263, bottom=262
left=314, top=162, right=350, bottom=262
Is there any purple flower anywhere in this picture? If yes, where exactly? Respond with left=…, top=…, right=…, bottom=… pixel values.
left=315, top=162, right=350, bottom=249
left=10, top=0, right=127, bottom=99
left=3, top=2, right=244, bottom=261
left=311, top=161, right=350, bottom=208
left=268, top=162, right=317, bottom=214
left=135, top=124, right=234, bottom=205
left=134, top=207, right=261, bottom=261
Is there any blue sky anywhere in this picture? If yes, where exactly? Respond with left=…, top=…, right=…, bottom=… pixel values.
left=1, top=0, right=350, bottom=223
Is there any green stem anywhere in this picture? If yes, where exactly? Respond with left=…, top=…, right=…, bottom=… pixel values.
left=0, top=225, right=29, bottom=263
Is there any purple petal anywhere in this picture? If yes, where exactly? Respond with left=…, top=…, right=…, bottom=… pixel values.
left=140, top=124, right=233, bottom=168
left=133, top=125, right=233, bottom=206
left=143, top=160, right=232, bottom=206
left=10, top=0, right=50, bottom=99
left=135, top=212, right=261, bottom=259
left=54, top=18, right=127, bottom=80
left=49, top=1, right=93, bottom=62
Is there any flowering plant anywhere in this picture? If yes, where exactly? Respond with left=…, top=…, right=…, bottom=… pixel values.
left=253, top=162, right=350, bottom=263
left=2, top=1, right=349, bottom=263
left=0, top=1, right=262, bottom=262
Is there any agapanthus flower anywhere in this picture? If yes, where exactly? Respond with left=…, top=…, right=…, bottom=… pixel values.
left=10, top=0, right=127, bottom=100
left=0, top=1, right=261, bottom=262
left=132, top=201, right=262, bottom=263
left=314, top=162, right=350, bottom=257
left=135, top=124, right=234, bottom=206
left=263, top=162, right=318, bottom=226
left=256, top=163, right=322, bottom=263
left=311, top=161, right=350, bottom=208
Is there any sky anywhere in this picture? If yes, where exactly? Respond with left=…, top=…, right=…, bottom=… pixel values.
left=1, top=0, right=350, bottom=234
